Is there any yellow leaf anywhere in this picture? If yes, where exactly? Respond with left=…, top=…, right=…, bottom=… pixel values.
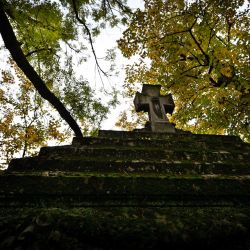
left=220, top=66, right=233, bottom=77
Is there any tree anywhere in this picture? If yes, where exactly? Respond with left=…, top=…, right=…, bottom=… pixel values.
left=0, top=61, right=110, bottom=167
left=0, top=0, right=131, bottom=138
left=0, top=61, right=65, bottom=165
left=0, top=0, right=131, bottom=166
left=118, top=0, right=250, bottom=141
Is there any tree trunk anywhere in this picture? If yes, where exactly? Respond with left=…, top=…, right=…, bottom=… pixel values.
left=0, top=3, right=83, bottom=138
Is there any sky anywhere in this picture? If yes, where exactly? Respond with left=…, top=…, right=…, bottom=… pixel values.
left=0, top=0, right=145, bottom=165
left=82, top=0, right=144, bottom=130
left=0, top=0, right=145, bottom=133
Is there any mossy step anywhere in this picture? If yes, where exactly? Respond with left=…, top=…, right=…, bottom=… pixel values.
left=98, top=130, right=245, bottom=143
left=0, top=173, right=250, bottom=199
left=3, top=171, right=250, bottom=178
left=1, top=207, right=249, bottom=250
left=72, top=136, right=248, bottom=151
left=8, top=157, right=250, bottom=175
left=36, top=146, right=250, bottom=164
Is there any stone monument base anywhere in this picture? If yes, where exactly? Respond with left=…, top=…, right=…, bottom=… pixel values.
left=0, top=130, right=249, bottom=249
left=151, top=121, right=176, bottom=133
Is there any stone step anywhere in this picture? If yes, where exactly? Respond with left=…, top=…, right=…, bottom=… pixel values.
left=0, top=173, right=249, bottom=207
left=72, top=136, right=248, bottom=151
left=37, top=145, right=250, bottom=164
left=98, top=130, right=245, bottom=143
left=0, top=207, right=249, bottom=250
left=8, top=157, right=250, bottom=174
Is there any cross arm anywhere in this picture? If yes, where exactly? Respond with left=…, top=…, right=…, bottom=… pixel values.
left=134, top=92, right=150, bottom=112
left=162, top=94, right=175, bottom=114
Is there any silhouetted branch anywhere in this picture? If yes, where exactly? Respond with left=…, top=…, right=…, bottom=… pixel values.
left=0, top=2, right=83, bottom=138
left=71, top=0, right=107, bottom=77
left=25, top=47, right=54, bottom=57
left=181, top=64, right=203, bottom=75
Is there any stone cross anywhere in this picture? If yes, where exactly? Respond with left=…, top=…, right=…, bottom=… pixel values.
left=134, top=84, right=176, bottom=132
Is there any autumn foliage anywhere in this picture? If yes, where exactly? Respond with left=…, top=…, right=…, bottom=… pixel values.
left=118, top=0, right=249, bottom=141
left=0, top=62, right=68, bottom=166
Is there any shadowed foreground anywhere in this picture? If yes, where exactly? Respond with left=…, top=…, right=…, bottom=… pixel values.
left=0, top=130, right=249, bottom=249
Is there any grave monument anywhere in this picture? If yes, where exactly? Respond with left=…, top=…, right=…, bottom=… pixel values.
left=0, top=84, right=249, bottom=249
left=134, top=84, right=175, bottom=132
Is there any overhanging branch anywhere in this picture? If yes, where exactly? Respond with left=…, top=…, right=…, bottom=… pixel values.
left=71, top=0, right=107, bottom=77
left=0, top=3, right=83, bottom=138
left=25, top=47, right=54, bottom=57
left=189, top=18, right=209, bottom=65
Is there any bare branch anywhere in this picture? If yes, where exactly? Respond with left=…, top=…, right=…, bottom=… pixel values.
left=113, top=0, right=132, bottom=15
left=65, top=41, right=81, bottom=53
left=71, top=0, right=108, bottom=77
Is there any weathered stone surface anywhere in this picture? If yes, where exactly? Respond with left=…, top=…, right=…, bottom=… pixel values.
left=1, top=129, right=250, bottom=249
left=134, top=84, right=176, bottom=132
left=7, top=130, right=250, bottom=174
left=1, top=207, right=249, bottom=250
left=0, top=173, right=249, bottom=208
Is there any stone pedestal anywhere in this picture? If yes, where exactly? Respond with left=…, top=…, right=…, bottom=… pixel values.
left=150, top=121, right=176, bottom=133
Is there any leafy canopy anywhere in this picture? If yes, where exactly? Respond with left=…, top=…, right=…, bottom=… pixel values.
left=2, top=0, right=131, bottom=94
left=0, top=62, right=67, bottom=165
left=0, top=0, right=131, bottom=165
left=118, top=0, right=250, bottom=141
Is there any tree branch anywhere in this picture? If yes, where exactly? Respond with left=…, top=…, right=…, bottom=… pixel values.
left=160, top=29, right=190, bottom=40
left=189, top=29, right=209, bottom=65
left=114, top=0, right=132, bottom=14
left=25, top=47, right=54, bottom=57
left=185, top=74, right=199, bottom=79
left=206, top=19, right=219, bottom=50
left=180, top=64, right=203, bottom=75
left=189, top=51, right=203, bottom=66
left=71, top=0, right=107, bottom=76
left=188, top=18, right=210, bottom=65
left=0, top=3, right=83, bottom=138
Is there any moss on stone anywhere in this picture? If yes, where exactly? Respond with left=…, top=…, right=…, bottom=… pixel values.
left=1, top=130, right=249, bottom=249
left=0, top=207, right=249, bottom=250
